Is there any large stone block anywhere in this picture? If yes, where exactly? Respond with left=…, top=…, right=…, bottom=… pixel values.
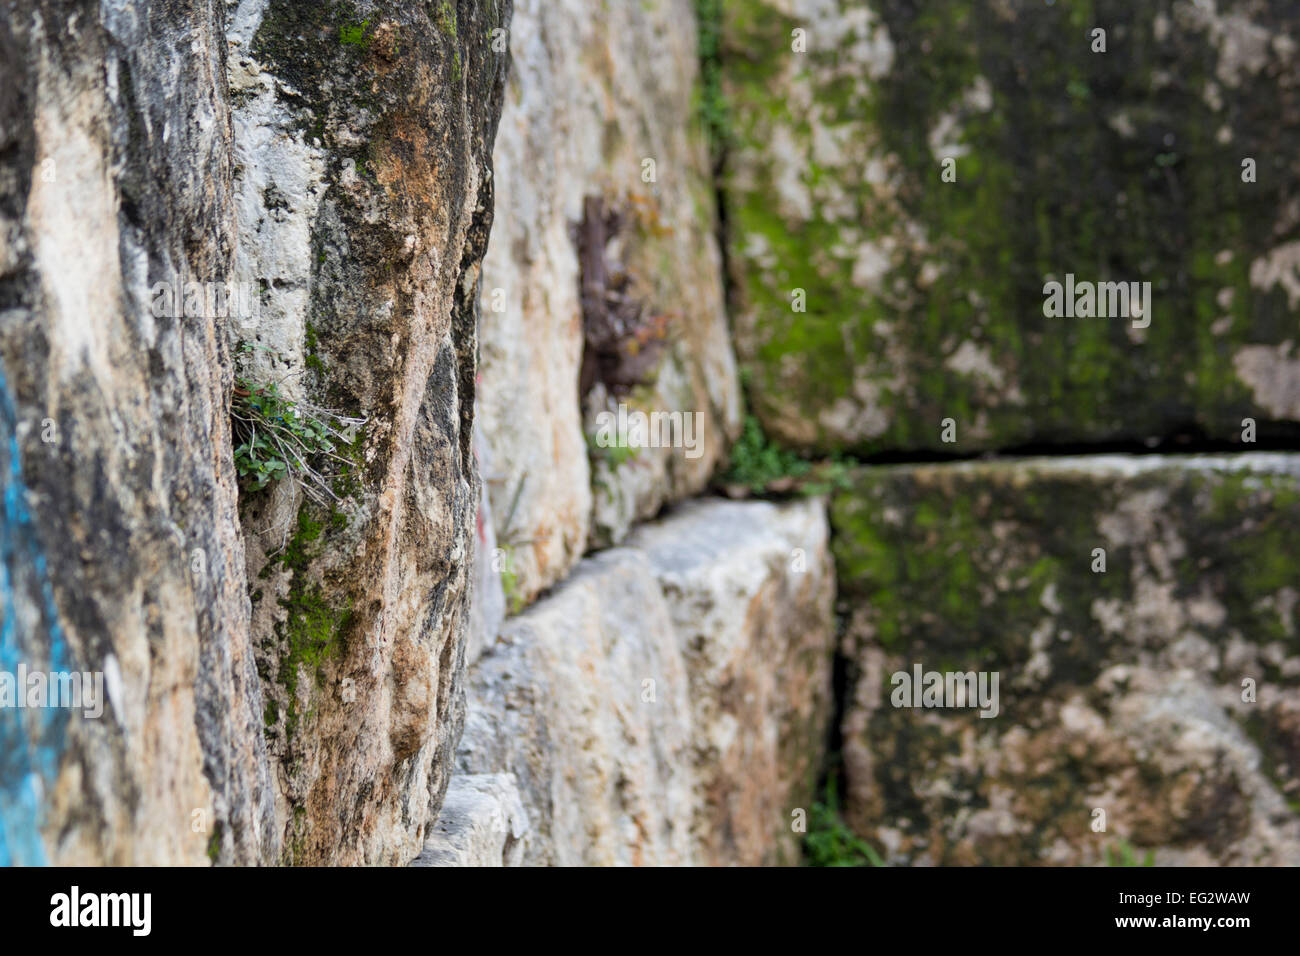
left=720, top=0, right=1300, bottom=453
left=453, top=497, right=835, bottom=865
left=478, top=0, right=741, bottom=608
left=410, top=773, right=528, bottom=867
left=457, top=548, right=699, bottom=865
left=833, top=454, right=1300, bottom=864
left=627, top=497, right=836, bottom=865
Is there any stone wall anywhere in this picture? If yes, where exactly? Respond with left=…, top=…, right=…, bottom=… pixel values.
left=710, top=0, right=1300, bottom=866
left=3, top=0, right=1296, bottom=870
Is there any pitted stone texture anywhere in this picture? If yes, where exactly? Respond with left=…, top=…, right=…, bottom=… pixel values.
left=458, top=548, right=698, bottom=866
left=834, top=454, right=1300, bottom=865
left=456, top=497, right=835, bottom=865
left=411, top=773, right=528, bottom=867
left=478, top=0, right=741, bottom=608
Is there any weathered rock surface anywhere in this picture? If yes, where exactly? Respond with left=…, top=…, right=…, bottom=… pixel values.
left=1, top=0, right=273, bottom=866
left=477, top=0, right=741, bottom=608
left=626, top=497, right=837, bottom=865
left=410, top=772, right=528, bottom=867
left=720, top=0, right=1300, bottom=453
left=450, top=497, right=835, bottom=865
left=459, top=547, right=699, bottom=865
left=0, top=0, right=511, bottom=865
left=833, top=454, right=1300, bottom=865
left=225, top=0, right=510, bottom=865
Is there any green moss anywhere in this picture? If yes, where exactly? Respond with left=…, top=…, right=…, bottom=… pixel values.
left=206, top=826, right=223, bottom=864
left=280, top=505, right=324, bottom=572
left=1194, top=474, right=1300, bottom=648
left=329, top=424, right=368, bottom=500
left=432, top=0, right=458, bottom=37
left=304, top=323, right=326, bottom=375
left=830, top=460, right=1296, bottom=681
left=271, top=505, right=353, bottom=742
left=251, top=1, right=385, bottom=144
left=282, top=583, right=349, bottom=677
left=693, top=0, right=729, bottom=163
left=431, top=0, right=463, bottom=82
left=832, top=459, right=1300, bottom=863
left=1106, top=839, right=1155, bottom=867
left=338, top=18, right=369, bottom=48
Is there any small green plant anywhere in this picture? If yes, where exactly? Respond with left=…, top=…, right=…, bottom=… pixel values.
left=722, top=412, right=855, bottom=496
left=797, top=455, right=855, bottom=497
left=1106, top=839, right=1155, bottom=867
left=230, top=347, right=365, bottom=503
left=206, top=826, right=222, bottom=863
left=804, top=773, right=886, bottom=867
left=586, top=429, right=641, bottom=472
left=723, top=414, right=812, bottom=492
left=498, top=545, right=524, bottom=616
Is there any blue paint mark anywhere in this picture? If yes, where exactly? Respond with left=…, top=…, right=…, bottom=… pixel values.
left=0, top=361, right=72, bottom=866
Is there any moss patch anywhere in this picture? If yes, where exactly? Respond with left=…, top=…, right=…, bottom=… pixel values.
left=720, top=0, right=1300, bottom=454
left=831, top=455, right=1300, bottom=863
left=268, top=505, right=353, bottom=743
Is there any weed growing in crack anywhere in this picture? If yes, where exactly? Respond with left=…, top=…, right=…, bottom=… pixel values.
left=803, top=773, right=886, bottom=867
left=586, top=428, right=641, bottom=472
left=722, top=414, right=811, bottom=493
left=230, top=344, right=365, bottom=504
left=721, top=413, right=854, bottom=497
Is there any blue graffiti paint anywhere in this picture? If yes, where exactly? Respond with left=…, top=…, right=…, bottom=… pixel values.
left=0, top=362, right=72, bottom=866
